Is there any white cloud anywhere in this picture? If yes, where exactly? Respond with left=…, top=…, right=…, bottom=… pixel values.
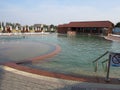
left=0, top=1, right=120, bottom=25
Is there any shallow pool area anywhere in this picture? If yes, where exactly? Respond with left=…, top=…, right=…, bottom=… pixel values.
left=0, top=34, right=120, bottom=78
left=0, top=35, right=57, bottom=63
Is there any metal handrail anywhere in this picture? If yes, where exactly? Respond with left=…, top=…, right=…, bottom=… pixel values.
left=102, top=59, right=108, bottom=64
left=92, top=51, right=109, bottom=63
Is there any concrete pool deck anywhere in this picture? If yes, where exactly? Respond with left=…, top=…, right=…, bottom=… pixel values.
left=104, top=34, right=120, bottom=42
left=0, top=65, right=120, bottom=90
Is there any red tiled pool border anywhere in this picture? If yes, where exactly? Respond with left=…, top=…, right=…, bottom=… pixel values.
left=4, top=62, right=120, bottom=85
left=15, top=44, right=61, bottom=64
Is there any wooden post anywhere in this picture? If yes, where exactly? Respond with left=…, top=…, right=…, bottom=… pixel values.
left=83, top=28, right=84, bottom=33
left=105, top=54, right=111, bottom=82
left=90, top=29, right=92, bottom=34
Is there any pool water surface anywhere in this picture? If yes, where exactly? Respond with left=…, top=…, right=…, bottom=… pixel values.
left=0, top=34, right=120, bottom=78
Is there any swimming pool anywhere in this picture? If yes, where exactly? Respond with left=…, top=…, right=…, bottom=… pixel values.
left=0, top=34, right=120, bottom=78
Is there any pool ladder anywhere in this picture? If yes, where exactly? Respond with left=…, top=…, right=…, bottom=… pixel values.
left=92, top=51, right=109, bottom=72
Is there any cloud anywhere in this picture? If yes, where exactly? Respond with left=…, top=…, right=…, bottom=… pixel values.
left=0, top=0, right=120, bottom=25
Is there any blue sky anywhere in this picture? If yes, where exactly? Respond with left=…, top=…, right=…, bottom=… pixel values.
left=0, top=0, right=120, bottom=25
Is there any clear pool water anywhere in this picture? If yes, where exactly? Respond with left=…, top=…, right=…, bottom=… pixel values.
left=0, top=35, right=57, bottom=63
left=0, top=34, right=120, bottom=78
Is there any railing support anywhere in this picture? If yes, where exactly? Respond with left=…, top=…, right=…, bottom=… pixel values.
left=105, top=54, right=111, bottom=82
left=102, top=59, right=108, bottom=72
left=94, top=62, right=98, bottom=72
left=93, top=51, right=109, bottom=72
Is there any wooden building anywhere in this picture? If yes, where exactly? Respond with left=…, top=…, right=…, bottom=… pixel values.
left=58, top=21, right=114, bottom=36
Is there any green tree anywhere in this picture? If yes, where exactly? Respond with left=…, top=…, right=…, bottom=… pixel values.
left=29, top=26, right=33, bottom=30
left=12, top=23, right=16, bottom=29
left=50, top=24, right=57, bottom=32
left=50, top=24, right=54, bottom=29
left=43, top=25, right=48, bottom=32
left=115, top=22, right=120, bottom=28
left=0, top=22, right=1, bottom=28
left=2, top=22, right=4, bottom=27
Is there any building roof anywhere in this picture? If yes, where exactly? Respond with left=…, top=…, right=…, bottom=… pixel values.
left=34, top=24, right=43, bottom=27
left=58, top=21, right=114, bottom=28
